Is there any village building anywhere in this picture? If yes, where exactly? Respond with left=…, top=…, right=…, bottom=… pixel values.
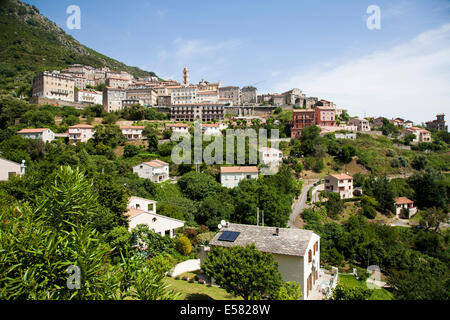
left=348, top=118, right=371, bottom=132
left=17, top=128, right=55, bottom=143
left=324, top=174, right=354, bottom=199
left=103, top=87, right=127, bottom=112
left=68, top=124, right=94, bottom=143
left=220, top=166, right=258, bottom=189
left=240, top=86, right=257, bottom=105
left=133, top=160, right=170, bottom=183
left=259, top=147, right=283, bottom=167
left=126, top=196, right=184, bottom=237
left=165, top=123, right=190, bottom=134
left=75, top=90, right=103, bottom=105
left=32, top=71, right=75, bottom=103
left=0, top=158, right=26, bottom=181
left=426, top=114, right=447, bottom=131
left=205, top=224, right=321, bottom=300
left=394, top=197, right=418, bottom=219
left=120, top=125, right=145, bottom=140
left=402, top=127, right=432, bottom=143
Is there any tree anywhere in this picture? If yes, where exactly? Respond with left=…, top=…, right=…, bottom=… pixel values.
left=178, top=171, right=223, bottom=201
left=203, top=245, right=283, bottom=300
left=197, top=196, right=234, bottom=229
left=330, top=285, right=371, bottom=300
left=337, top=144, right=356, bottom=163
left=274, top=282, right=302, bottom=300
left=326, top=192, right=344, bottom=218
left=411, top=154, right=428, bottom=171
left=123, top=144, right=140, bottom=158
left=419, top=207, right=448, bottom=232
left=93, top=124, right=126, bottom=148
left=143, top=125, right=158, bottom=153
left=408, top=169, right=447, bottom=210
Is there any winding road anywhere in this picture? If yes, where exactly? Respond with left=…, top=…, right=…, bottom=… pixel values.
left=289, top=179, right=319, bottom=228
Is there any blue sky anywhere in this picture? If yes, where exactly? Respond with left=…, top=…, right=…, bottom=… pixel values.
left=24, top=0, right=450, bottom=123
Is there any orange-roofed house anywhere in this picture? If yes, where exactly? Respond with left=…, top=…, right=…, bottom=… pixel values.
left=394, top=197, right=417, bottom=219
left=120, top=125, right=145, bottom=140
left=220, top=166, right=259, bottom=189
left=165, top=123, right=190, bottom=134
left=324, top=174, right=354, bottom=199
left=68, top=124, right=94, bottom=143
left=133, top=159, right=169, bottom=183
left=17, top=128, right=55, bottom=143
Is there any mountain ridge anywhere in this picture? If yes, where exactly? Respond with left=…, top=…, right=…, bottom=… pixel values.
left=0, top=0, right=158, bottom=98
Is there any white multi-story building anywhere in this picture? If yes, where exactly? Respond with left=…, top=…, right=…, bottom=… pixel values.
left=220, top=166, right=258, bottom=189
left=121, top=126, right=145, bottom=140
left=324, top=174, right=354, bottom=199
left=0, top=158, right=26, bottom=181
left=68, top=124, right=94, bottom=143
left=171, top=85, right=198, bottom=105
left=17, top=128, right=55, bottom=143
left=126, top=196, right=184, bottom=237
left=206, top=224, right=321, bottom=300
left=133, top=160, right=170, bottom=183
left=75, top=90, right=103, bottom=105
left=103, top=87, right=127, bottom=112
left=401, top=127, right=432, bottom=143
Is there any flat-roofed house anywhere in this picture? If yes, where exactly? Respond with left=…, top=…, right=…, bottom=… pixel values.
left=133, top=160, right=169, bottom=183
left=17, top=128, right=55, bottom=143
left=120, top=125, right=145, bottom=140
left=324, top=174, right=354, bottom=199
left=0, top=158, right=26, bottom=181
left=394, top=197, right=418, bottom=219
left=68, top=124, right=94, bottom=143
left=126, top=196, right=184, bottom=238
left=206, top=224, right=321, bottom=300
left=220, top=166, right=258, bottom=189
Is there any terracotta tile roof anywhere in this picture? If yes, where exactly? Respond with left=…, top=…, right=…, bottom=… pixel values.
left=329, top=174, right=353, bottom=180
left=120, top=126, right=145, bottom=130
left=166, top=123, right=189, bottom=127
left=293, top=109, right=315, bottom=112
left=143, top=159, right=169, bottom=168
left=18, top=128, right=49, bottom=134
left=201, top=124, right=219, bottom=127
left=209, top=223, right=316, bottom=257
left=125, top=208, right=146, bottom=219
left=220, top=166, right=258, bottom=174
left=69, top=124, right=94, bottom=129
left=395, top=197, right=413, bottom=205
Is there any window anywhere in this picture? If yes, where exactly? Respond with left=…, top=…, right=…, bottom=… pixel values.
left=308, top=250, right=312, bottom=263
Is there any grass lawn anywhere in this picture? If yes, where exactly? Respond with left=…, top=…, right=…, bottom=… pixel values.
left=164, top=277, right=243, bottom=301
left=338, top=274, right=394, bottom=300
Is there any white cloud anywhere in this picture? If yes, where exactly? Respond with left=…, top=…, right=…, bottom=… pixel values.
left=273, top=24, right=450, bottom=123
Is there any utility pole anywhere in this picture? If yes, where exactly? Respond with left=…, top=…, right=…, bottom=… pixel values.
left=257, top=207, right=259, bottom=226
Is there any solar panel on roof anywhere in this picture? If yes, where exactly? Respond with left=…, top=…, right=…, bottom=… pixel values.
left=218, top=231, right=240, bottom=242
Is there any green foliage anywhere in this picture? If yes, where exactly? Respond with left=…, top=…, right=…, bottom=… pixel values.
left=411, top=154, right=428, bottom=171
left=408, top=169, right=447, bottom=210
left=418, top=207, right=448, bottom=232
left=331, top=284, right=371, bottom=300
left=203, top=244, right=283, bottom=300
left=131, top=224, right=175, bottom=257
left=93, top=124, right=126, bottom=148
left=274, top=282, right=302, bottom=300
left=176, top=236, right=192, bottom=255
left=326, top=192, right=344, bottom=218
left=123, top=144, right=140, bottom=158
left=178, top=171, right=223, bottom=202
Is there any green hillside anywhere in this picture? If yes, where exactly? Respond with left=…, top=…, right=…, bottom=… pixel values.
left=0, top=0, right=158, bottom=98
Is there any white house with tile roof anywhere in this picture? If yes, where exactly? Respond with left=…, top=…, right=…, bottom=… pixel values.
left=165, top=123, right=190, bottom=134
left=206, top=223, right=321, bottom=300
left=17, top=128, right=55, bottom=143
left=68, top=124, right=94, bottom=143
left=220, top=166, right=258, bottom=189
left=0, top=158, right=26, bottom=181
left=133, top=159, right=169, bottom=183
left=324, top=173, right=354, bottom=199
left=120, top=125, right=145, bottom=140
left=126, top=196, right=184, bottom=237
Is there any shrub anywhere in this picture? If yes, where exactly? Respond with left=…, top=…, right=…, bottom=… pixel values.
left=176, top=236, right=192, bottom=255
